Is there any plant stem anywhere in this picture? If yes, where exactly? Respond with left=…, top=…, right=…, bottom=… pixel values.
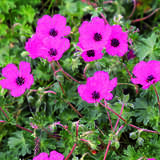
left=114, top=103, right=125, bottom=130
left=131, top=8, right=160, bottom=23
left=100, top=101, right=160, bottom=135
left=115, top=125, right=124, bottom=135
left=50, top=62, right=66, bottom=95
left=56, top=61, right=81, bottom=84
left=65, top=143, right=77, bottom=160
left=128, top=124, right=160, bottom=134
left=65, top=101, right=83, bottom=118
left=100, top=102, right=127, bottom=123
left=153, top=85, right=160, bottom=114
left=0, top=107, right=9, bottom=120
left=128, top=0, right=136, bottom=19
left=103, top=140, right=111, bottom=160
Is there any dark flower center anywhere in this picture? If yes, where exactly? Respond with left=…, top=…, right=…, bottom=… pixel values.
left=111, top=38, right=120, bottom=47
left=92, top=91, right=100, bottom=100
left=49, top=28, right=58, bottom=37
left=87, top=50, right=95, bottom=57
left=146, top=75, right=154, bottom=82
left=94, top=33, right=102, bottom=41
left=48, top=48, right=57, bottom=57
left=16, top=77, right=25, bottom=86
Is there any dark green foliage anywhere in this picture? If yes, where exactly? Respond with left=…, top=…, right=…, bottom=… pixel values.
left=0, top=0, right=160, bottom=159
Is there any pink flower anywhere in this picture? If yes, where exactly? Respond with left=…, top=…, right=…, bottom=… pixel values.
left=36, top=14, right=71, bottom=39
left=131, top=60, right=160, bottom=89
left=78, top=71, right=117, bottom=103
left=33, top=150, right=64, bottom=160
left=105, top=25, right=128, bottom=57
left=78, top=17, right=111, bottom=50
left=78, top=43, right=103, bottom=62
left=33, top=152, right=49, bottom=160
left=147, top=158, right=156, bottom=160
left=25, top=34, right=43, bottom=59
left=49, top=151, right=64, bottom=160
left=36, top=37, right=70, bottom=62
left=0, top=62, right=34, bottom=97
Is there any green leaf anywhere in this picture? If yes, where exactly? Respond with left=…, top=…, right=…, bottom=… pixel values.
left=8, top=131, right=32, bottom=156
left=135, top=33, right=157, bottom=60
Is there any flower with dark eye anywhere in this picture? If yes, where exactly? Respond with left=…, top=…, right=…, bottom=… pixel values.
left=0, top=62, right=34, bottom=97
left=105, top=25, right=128, bottom=57
left=78, top=71, right=117, bottom=103
left=36, top=14, right=71, bottom=39
left=131, top=60, right=160, bottom=89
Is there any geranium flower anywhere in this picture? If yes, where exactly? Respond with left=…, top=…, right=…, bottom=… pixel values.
left=105, top=25, right=128, bottom=57
left=78, top=17, right=111, bottom=50
left=131, top=60, right=160, bottom=89
left=0, top=62, right=34, bottom=97
left=36, top=14, right=71, bottom=39
left=78, top=71, right=117, bottom=103
left=25, top=34, right=43, bottom=59
left=36, top=37, right=70, bottom=62
left=78, top=43, right=104, bottom=62
left=33, top=150, right=64, bottom=160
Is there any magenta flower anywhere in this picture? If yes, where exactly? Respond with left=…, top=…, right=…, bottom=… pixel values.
left=78, top=17, right=111, bottom=50
left=147, top=158, right=156, bottom=160
left=33, top=152, right=49, bottom=160
left=36, top=14, right=71, bottom=39
left=131, top=60, right=160, bottom=89
left=33, top=150, right=64, bottom=160
left=25, top=34, right=43, bottom=59
left=78, top=43, right=103, bottom=62
left=105, top=25, right=128, bottom=57
left=49, top=151, right=64, bottom=160
left=78, top=71, right=117, bottom=103
left=0, top=62, right=34, bottom=97
left=35, top=37, right=70, bottom=62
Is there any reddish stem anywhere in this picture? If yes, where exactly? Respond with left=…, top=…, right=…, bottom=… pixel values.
left=100, top=13, right=109, bottom=24
left=100, top=102, right=127, bottom=123
left=44, top=90, right=56, bottom=95
left=16, top=124, right=33, bottom=133
left=0, top=107, right=9, bottom=120
left=128, top=124, right=160, bottom=134
left=76, top=121, right=79, bottom=138
left=114, top=103, right=125, bottom=130
left=66, top=101, right=83, bottom=118
left=0, top=120, right=6, bottom=123
left=115, top=125, right=124, bottom=135
left=65, top=143, right=77, bottom=160
left=103, top=140, right=111, bottom=160
left=50, top=62, right=66, bottom=95
left=153, top=85, right=160, bottom=114
left=128, top=0, right=136, bottom=19
left=100, top=102, right=160, bottom=135
left=83, top=64, right=89, bottom=80
left=106, top=110, right=113, bottom=131
left=131, top=8, right=160, bottom=23
left=56, top=61, right=81, bottom=84
left=103, top=0, right=114, bottom=4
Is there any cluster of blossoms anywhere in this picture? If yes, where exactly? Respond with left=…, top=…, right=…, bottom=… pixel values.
left=25, top=14, right=70, bottom=61
left=33, top=150, right=64, bottom=160
left=78, top=17, right=128, bottom=62
left=0, top=13, right=158, bottom=160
